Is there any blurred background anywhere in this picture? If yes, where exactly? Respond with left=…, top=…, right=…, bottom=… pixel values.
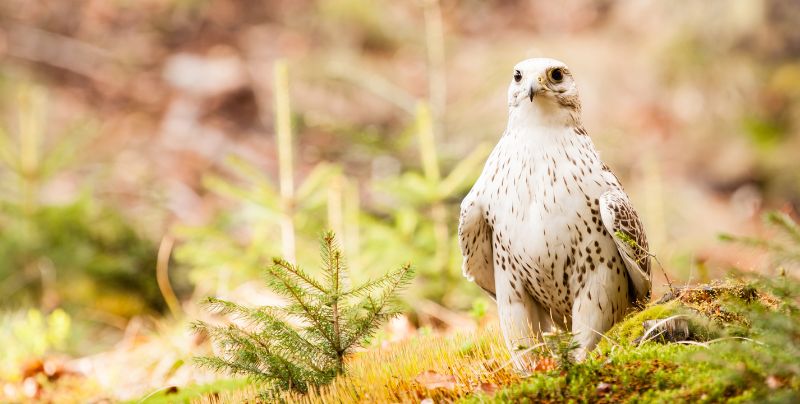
left=1, top=0, right=799, bottom=400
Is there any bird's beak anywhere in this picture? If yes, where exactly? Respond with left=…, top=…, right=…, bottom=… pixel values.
left=528, top=80, right=541, bottom=102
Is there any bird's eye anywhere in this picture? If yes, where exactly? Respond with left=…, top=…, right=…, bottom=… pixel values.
left=513, top=70, right=522, bottom=83
left=549, top=68, right=564, bottom=83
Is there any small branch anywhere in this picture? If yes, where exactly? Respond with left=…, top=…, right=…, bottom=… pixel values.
left=156, top=235, right=181, bottom=318
left=274, top=59, right=296, bottom=263
left=422, top=0, right=447, bottom=140
left=651, top=254, right=675, bottom=294
left=331, top=246, right=343, bottom=373
left=326, top=62, right=417, bottom=115
left=615, top=230, right=674, bottom=293
left=5, top=21, right=116, bottom=84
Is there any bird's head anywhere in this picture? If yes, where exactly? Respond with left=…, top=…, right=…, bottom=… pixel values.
left=507, top=58, right=581, bottom=126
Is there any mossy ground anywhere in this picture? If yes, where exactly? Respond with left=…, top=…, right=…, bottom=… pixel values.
left=137, top=280, right=797, bottom=403
left=466, top=344, right=751, bottom=404
left=125, top=379, right=249, bottom=404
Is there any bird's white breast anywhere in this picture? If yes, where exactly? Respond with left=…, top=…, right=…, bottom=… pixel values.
left=475, top=125, right=621, bottom=319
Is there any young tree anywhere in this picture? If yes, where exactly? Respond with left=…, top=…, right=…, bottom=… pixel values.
left=193, top=232, right=414, bottom=395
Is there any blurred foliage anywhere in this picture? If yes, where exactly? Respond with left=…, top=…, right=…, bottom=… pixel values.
left=704, top=210, right=800, bottom=401
left=175, top=62, right=489, bottom=309
left=0, top=308, right=70, bottom=381
left=699, top=275, right=800, bottom=402
left=0, top=198, right=163, bottom=316
left=720, top=211, right=800, bottom=272
left=174, top=156, right=341, bottom=293
left=360, top=104, right=491, bottom=307
left=0, top=85, right=161, bottom=316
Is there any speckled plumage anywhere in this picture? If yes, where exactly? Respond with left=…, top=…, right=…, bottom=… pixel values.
left=458, top=58, right=651, bottom=370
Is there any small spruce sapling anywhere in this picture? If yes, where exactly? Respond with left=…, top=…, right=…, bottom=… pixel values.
left=193, top=232, right=414, bottom=395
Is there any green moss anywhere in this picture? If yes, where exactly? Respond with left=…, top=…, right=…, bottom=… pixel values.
left=463, top=344, right=753, bottom=403
left=463, top=280, right=796, bottom=403
left=128, top=378, right=250, bottom=404
left=597, top=301, right=682, bottom=350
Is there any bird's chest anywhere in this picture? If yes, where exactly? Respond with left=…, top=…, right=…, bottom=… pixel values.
left=483, top=146, right=606, bottom=241
left=481, top=146, right=611, bottom=310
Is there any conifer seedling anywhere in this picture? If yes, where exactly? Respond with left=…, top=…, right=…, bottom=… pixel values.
left=193, top=232, right=414, bottom=395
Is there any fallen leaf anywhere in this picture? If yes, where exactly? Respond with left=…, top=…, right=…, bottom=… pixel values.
left=415, top=370, right=457, bottom=390
left=530, top=357, right=557, bottom=372
left=21, top=358, right=44, bottom=379
left=474, top=382, right=499, bottom=394
left=766, top=375, right=784, bottom=389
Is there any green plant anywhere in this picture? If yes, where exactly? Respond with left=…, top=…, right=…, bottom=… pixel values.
left=543, top=332, right=580, bottom=373
left=720, top=211, right=800, bottom=270
left=175, top=60, right=489, bottom=310
left=173, top=155, right=342, bottom=294
left=701, top=275, right=800, bottom=402
left=193, top=232, right=414, bottom=396
left=175, top=60, right=351, bottom=297
left=0, top=84, right=161, bottom=316
left=0, top=308, right=71, bottom=381
left=362, top=104, right=491, bottom=307
left=707, top=210, right=800, bottom=401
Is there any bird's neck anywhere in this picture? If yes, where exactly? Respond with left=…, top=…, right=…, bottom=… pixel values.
left=507, top=102, right=581, bottom=133
left=506, top=105, right=583, bottom=149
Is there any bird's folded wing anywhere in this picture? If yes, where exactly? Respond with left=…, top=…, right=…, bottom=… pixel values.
left=599, top=189, right=652, bottom=304
left=458, top=194, right=496, bottom=299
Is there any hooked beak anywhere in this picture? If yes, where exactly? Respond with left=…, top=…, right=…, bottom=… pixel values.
left=528, top=80, right=542, bottom=102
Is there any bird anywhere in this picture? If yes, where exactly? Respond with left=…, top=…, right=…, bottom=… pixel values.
left=458, top=57, right=651, bottom=371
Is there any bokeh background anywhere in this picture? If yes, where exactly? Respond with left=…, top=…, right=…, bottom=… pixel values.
left=1, top=0, right=799, bottom=400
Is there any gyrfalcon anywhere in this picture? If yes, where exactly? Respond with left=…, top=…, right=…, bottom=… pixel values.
left=458, top=58, right=651, bottom=371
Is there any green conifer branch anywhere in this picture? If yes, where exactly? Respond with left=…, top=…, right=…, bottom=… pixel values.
left=343, top=263, right=414, bottom=350
left=266, top=263, right=337, bottom=348
left=766, top=211, right=800, bottom=244
left=271, top=257, right=328, bottom=293
left=194, top=232, right=414, bottom=396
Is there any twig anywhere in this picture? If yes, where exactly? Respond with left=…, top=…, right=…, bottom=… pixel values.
left=274, top=59, right=296, bottom=263
left=5, top=21, right=116, bottom=84
left=422, top=0, right=446, bottom=140
left=650, top=253, right=675, bottom=294
left=326, top=62, right=416, bottom=115
left=156, top=235, right=181, bottom=318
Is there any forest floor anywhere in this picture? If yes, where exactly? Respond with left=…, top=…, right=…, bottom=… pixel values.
left=134, top=278, right=798, bottom=403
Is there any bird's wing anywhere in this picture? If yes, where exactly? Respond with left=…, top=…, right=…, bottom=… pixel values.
left=599, top=188, right=651, bottom=304
left=458, top=191, right=495, bottom=299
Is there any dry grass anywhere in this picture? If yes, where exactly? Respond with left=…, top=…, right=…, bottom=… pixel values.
left=196, top=326, right=520, bottom=403
left=285, top=326, right=519, bottom=403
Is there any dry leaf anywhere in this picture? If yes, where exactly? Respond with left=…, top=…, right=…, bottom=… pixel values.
left=766, top=375, right=784, bottom=389
left=474, top=382, right=499, bottom=394
left=530, top=357, right=557, bottom=372
left=415, top=370, right=457, bottom=390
